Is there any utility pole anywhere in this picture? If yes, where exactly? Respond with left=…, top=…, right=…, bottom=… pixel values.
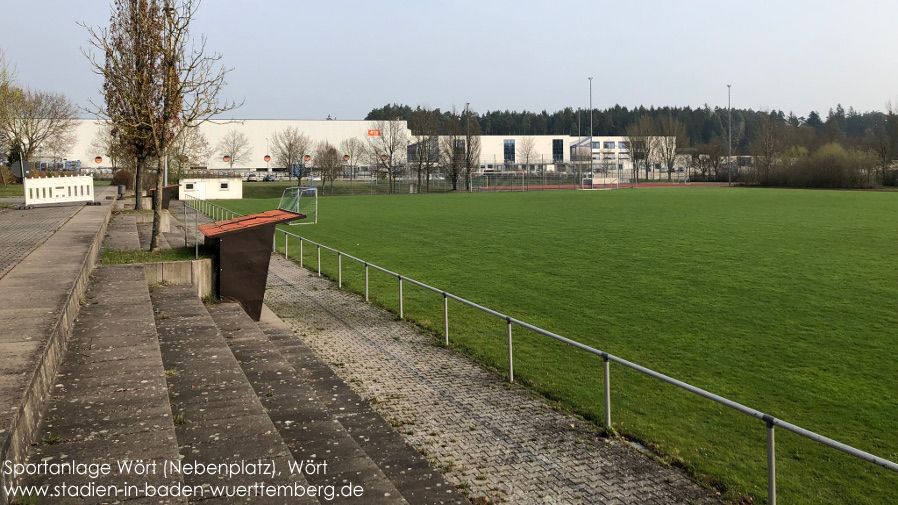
left=728, top=84, right=732, bottom=187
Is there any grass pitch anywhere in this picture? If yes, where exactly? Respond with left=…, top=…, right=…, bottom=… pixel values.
left=220, top=187, right=897, bottom=504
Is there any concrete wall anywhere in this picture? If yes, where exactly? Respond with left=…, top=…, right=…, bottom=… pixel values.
left=144, top=259, right=212, bottom=298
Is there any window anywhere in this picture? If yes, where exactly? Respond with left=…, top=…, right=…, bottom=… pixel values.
left=591, top=142, right=600, bottom=149
left=504, top=139, right=515, bottom=163
left=618, top=141, right=629, bottom=149
left=604, top=141, right=616, bottom=149
left=185, top=183, right=194, bottom=190
left=552, top=139, right=563, bottom=162
left=220, top=182, right=229, bottom=190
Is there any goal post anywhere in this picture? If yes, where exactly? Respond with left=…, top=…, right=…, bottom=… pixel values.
left=278, top=186, right=318, bottom=225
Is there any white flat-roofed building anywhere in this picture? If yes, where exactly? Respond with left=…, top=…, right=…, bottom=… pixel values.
left=71, top=119, right=410, bottom=172
left=179, top=177, right=243, bottom=200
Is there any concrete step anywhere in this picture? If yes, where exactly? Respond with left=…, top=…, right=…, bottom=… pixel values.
left=137, top=222, right=171, bottom=250
left=255, top=306, right=468, bottom=505
left=102, top=213, right=140, bottom=251
left=151, top=285, right=316, bottom=504
left=206, top=302, right=409, bottom=505
left=21, top=264, right=187, bottom=504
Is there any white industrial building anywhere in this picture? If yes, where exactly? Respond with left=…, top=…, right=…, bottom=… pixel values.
left=71, top=119, right=409, bottom=172
left=65, top=119, right=674, bottom=179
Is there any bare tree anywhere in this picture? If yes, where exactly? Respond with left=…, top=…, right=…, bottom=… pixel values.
left=625, top=115, right=658, bottom=182
left=409, top=107, right=439, bottom=192
left=367, top=119, right=407, bottom=194
left=272, top=126, right=311, bottom=184
left=750, top=111, right=783, bottom=184
left=168, top=125, right=210, bottom=178
left=656, top=114, right=686, bottom=182
left=339, top=137, right=365, bottom=183
left=89, top=126, right=131, bottom=173
left=517, top=136, right=537, bottom=172
left=866, top=123, right=892, bottom=185
left=216, top=129, right=252, bottom=169
left=83, top=0, right=239, bottom=250
left=314, top=141, right=342, bottom=194
left=462, top=107, right=481, bottom=191
left=439, top=110, right=464, bottom=191
left=0, top=87, right=79, bottom=169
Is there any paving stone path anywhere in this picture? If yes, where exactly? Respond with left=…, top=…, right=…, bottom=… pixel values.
left=0, top=204, right=82, bottom=279
left=264, top=257, right=720, bottom=505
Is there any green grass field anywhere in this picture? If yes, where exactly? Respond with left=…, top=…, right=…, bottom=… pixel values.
left=219, top=187, right=898, bottom=504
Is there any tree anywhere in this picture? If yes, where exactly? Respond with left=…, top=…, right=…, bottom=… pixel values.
left=84, top=0, right=239, bottom=250
left=462, top=107, right=482, bottom=191
left=216, top=129, right=252, bottom=169
left=439, top=110, right=464, bottom=191
left=626, top=115, right=657, bottom=182
left=517, top=136, right=537, bottom=172
left=89, top=126, right=131, bottom=173
left=408, top=107, right=439, bottom=192
left=366, top=119, right=407, bottom=194
left=751, top=111, right=783, bottom=184
left=656, top=114, right=686, bottom=182
left=168, top=125, right=210, bottom=179
left=314, top=141, right=342, bottom=194
left=0, top=87, right=78, bottom=172
left=271, top=126, right=311, bottom=184
left=339, top=137, right=365, bottom=185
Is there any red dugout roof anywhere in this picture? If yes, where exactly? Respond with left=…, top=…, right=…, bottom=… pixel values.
left=198, top=210, right=305, bottom=238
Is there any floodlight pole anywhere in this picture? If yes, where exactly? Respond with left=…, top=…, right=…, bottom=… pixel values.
left=728, top=84, right=732, bottom=187
left=589, top=77, right=594, bottom=178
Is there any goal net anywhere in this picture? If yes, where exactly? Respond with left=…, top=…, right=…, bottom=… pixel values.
left=278, top=186, right=318, bottom=225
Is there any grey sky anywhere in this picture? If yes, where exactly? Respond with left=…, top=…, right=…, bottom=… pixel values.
left=5, top=0, right=897, bottom=120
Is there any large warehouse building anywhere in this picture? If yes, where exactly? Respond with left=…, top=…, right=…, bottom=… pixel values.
left=65, top=119, right=672, bottom=177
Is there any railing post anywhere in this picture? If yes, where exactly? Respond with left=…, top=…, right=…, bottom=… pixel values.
left=183, top=200, right=188, bottom=247
left=194, top=208, right=198, bottom=260
left=506, top=318, right=514, bottom=383
left=443, top=293, right=449, bottom=346
left=300, top=239, right=303, bottom=268
left=365, top=263, right=369, bottom=301
left=317, top=245, right=321, bottom=276
left=285, top=233, right=288, bottom=259
left=338, top=253, right=342, bottom=288
left=603, top=356, right=611, bottom=428
left=273, top=234, right=276, bottom=252
left=767, top=418, right=776, bottom=505
left=398, top=275, right=403, bottom=319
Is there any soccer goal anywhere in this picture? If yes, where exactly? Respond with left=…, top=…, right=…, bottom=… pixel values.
left=278, top=186, right=318, bottom=225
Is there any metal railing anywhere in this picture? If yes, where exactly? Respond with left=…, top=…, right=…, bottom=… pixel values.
left=270, top=228, right=898, bottom=505
left=184, top=200, right=898, bottom=504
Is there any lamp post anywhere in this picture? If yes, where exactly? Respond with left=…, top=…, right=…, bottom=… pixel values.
left=589, top=77, right=594, bottom=180
left=0, top=135, right=5, bottom=168
left=728, top=84, right=732, bottom=187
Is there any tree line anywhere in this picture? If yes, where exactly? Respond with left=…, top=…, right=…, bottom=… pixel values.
left=368, top=102, right=898, bottom=187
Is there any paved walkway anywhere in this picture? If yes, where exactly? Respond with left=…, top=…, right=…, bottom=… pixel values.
left=264, top=257, right=720, bottom=505
left=0, top=204, right=83, bottom=279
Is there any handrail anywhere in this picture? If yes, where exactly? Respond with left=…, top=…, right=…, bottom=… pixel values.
left=186, top=201, right=898, bottom=504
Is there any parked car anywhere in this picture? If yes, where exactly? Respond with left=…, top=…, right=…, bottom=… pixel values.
left=263, top=174, right=275, bottom=182
left=246, top=174, right=258, bottom=182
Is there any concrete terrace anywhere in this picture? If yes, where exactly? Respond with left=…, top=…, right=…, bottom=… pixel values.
left=0, top=194, right=720, bottom=504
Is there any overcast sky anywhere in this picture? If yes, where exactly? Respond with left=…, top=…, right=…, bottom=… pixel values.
left=5, top=0, right=897, bottom=120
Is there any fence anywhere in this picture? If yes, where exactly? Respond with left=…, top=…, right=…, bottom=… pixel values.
left=23, top=175, right=95, bottom=206
left=184, top=200, right=898, bottom=504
